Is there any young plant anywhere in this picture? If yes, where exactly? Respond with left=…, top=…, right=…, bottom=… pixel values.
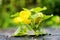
left=11, top=7, right=53, bottom=36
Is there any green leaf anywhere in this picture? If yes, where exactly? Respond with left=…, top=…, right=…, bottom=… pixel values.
left=11, top=12, right=19, bottom=17
left=43, top=15, right=52, bottom=20
left=23, top=8, right=29, bottom=11
left=31, top=13, right=39, bottom=19
left=31, top=7, right=47, bottom=13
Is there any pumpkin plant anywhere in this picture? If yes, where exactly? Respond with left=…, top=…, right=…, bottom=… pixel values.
left=11, top=7, right=53, bottom=36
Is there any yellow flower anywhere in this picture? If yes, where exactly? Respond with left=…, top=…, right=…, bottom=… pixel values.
left=23, top=19, right=31, bottom=24
left=13, top=17, right=23, bottom=24
left=13, top=10, right=31, bottom=24
left=19, top=10, right=31, bottom=19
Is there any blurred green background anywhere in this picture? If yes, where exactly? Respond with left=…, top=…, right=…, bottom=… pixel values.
left=0, top=0, right=60, bottom=28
